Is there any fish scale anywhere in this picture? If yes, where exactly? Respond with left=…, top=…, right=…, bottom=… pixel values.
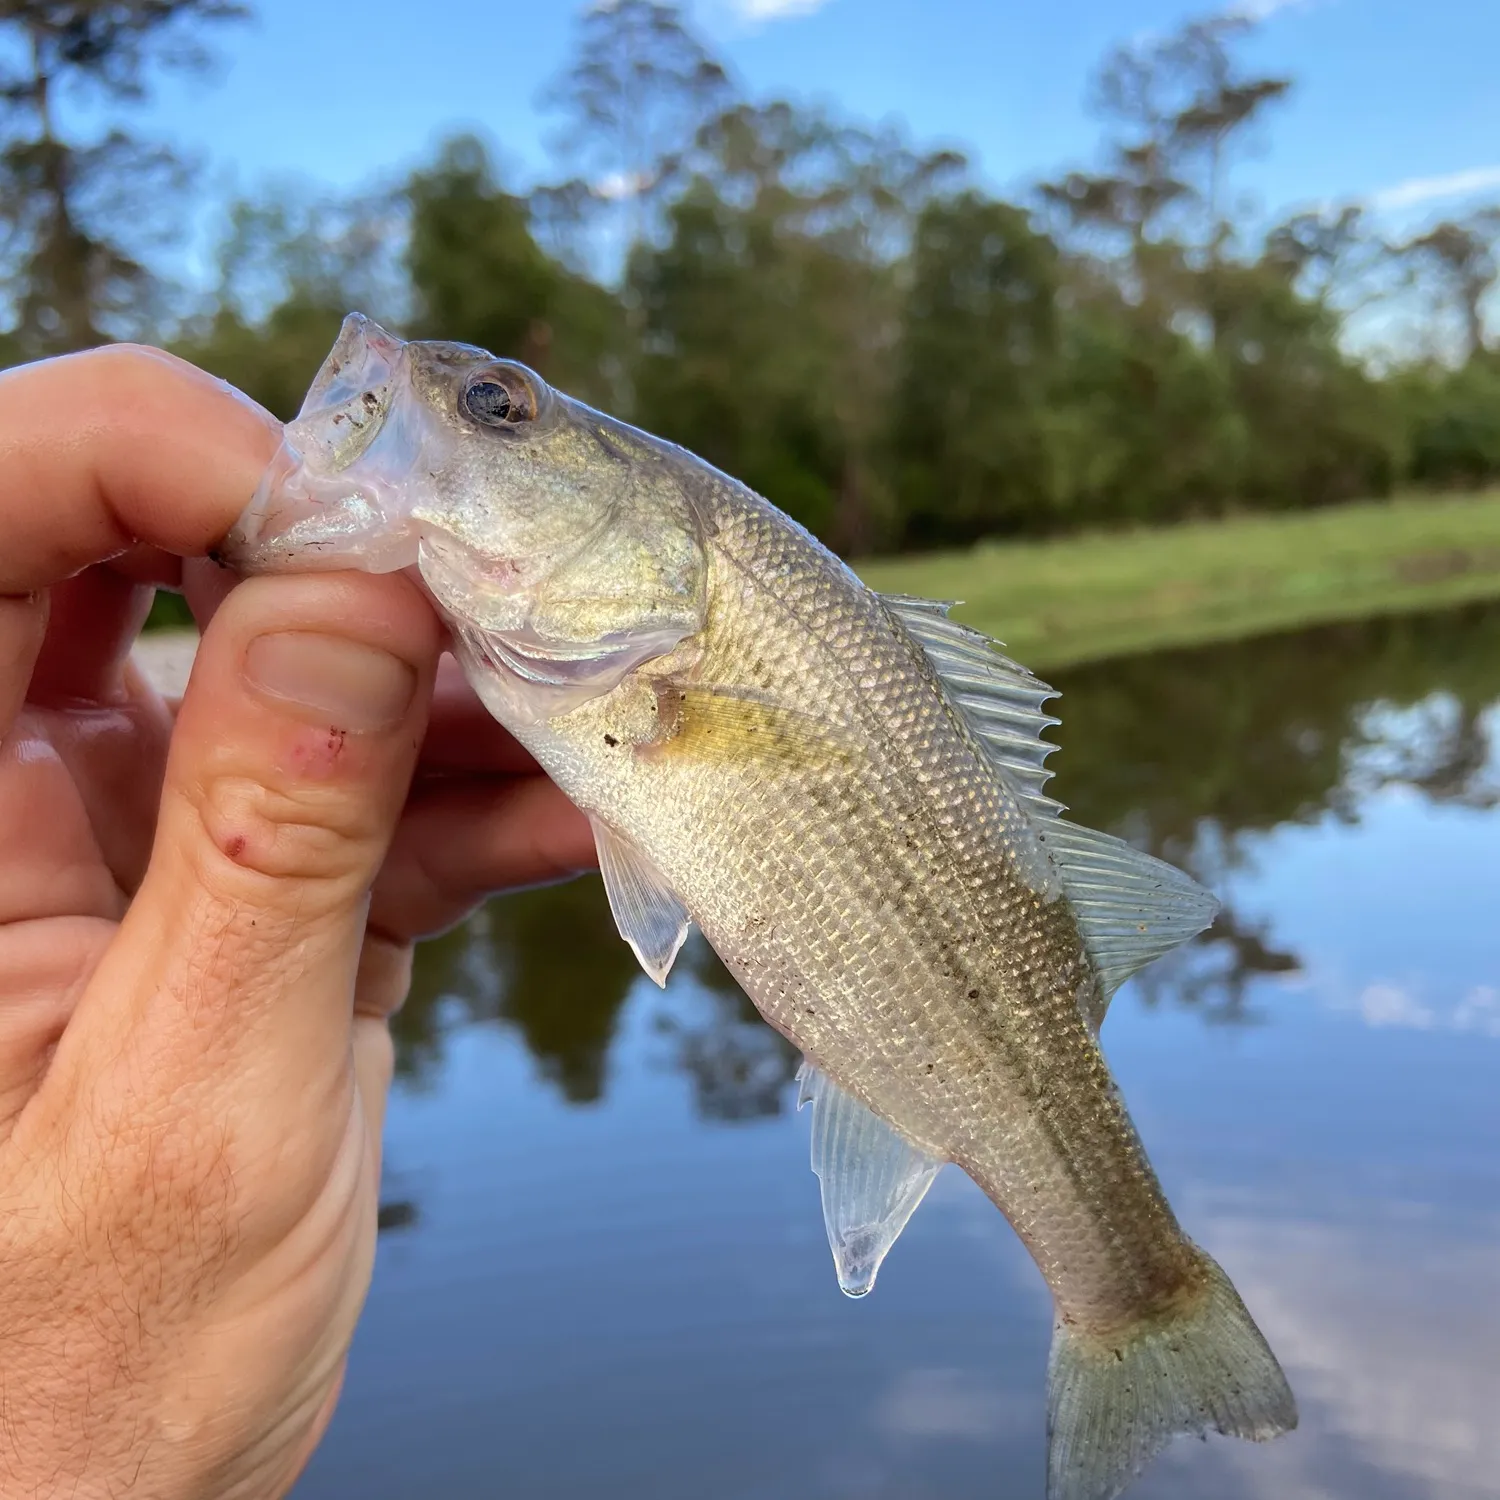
left=537, top=481, right=1195, bottom=1322
left=224, top=313, right=1297, bottom=1500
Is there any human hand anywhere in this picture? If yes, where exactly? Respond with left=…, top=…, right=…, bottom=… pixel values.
left=0, top=346, right=593, bottom=1499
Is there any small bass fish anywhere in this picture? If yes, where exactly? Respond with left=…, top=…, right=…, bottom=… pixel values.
left=224, top=315, right=1296, bottom=1500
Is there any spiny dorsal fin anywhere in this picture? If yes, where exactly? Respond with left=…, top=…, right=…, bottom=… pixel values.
left=880, top=593, right=1064, bottom=819
left=882, top=593, right=1219, bottom=1027
left=796, top=1061, right=944, bottom=1297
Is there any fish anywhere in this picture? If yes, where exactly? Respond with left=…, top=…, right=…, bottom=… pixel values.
left=222, top=313, right=1297, bottom=1500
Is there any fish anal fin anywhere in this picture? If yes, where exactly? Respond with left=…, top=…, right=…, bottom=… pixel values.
left=590, top=816, right=691, bottom=987
left=797, top=1062, right=944, bottom=1297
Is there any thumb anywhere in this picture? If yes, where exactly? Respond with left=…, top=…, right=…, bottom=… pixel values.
left=71, top=570, right=441, bottom=1116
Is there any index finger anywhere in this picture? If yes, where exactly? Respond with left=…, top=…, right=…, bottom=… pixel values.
left=0, top=345, right=281, bottom=594
left=418, top=656, right=542, bottom=776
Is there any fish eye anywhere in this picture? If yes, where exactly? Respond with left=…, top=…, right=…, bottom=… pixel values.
left=461, top=368, right=538, bottom=429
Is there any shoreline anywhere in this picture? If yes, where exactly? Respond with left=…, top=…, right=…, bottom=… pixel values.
left=855, top=490, right=1500, bottom=670
left=135, top=490, right=1500, bottom=692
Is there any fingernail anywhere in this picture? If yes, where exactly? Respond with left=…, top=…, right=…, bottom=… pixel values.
left=244, top=632, right=417, bottom=734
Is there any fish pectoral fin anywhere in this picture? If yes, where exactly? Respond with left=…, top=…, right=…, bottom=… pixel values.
left=797, top=1062, right=944, bottom=1298
left=652, top=684, right=848, bottom=768
left=880, top=593, right=1064, bottom=818
left=1035, top=819, right=1221, bottom=1029
left=591, top=817, right=691, bottom=988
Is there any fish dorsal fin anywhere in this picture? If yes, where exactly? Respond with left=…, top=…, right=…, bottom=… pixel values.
left=590, top=816, right=691, bottom=988
left=1037, top=819, right=1220, bottom=1030
left=797, top=1061, right=944, bottom=1297
left=880, top=593, right=1064, bottom=819
left=881, top=594, right=1218, bottom=1028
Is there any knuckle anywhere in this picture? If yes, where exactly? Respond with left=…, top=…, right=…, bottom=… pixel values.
left=83, top=342, right=177, bottom=409
left=354, top=937, right=413, bottom=1020
left=193, top=768, right=385, bottom=896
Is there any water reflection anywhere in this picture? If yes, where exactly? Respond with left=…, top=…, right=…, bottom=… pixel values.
left=1166, top=1209, right=1500, bottom=1499
left=298, top=598, right=1500, bottom=1500
left=396, top=600, right=1500, bottom=1085
left=653, top=953, right=802, bottom=1121
left=394, top=877, right=640, bottom=1100
left=1047, top=604, right=1500, bottom=1024
left=1050, top=603, right=1500, bottom=848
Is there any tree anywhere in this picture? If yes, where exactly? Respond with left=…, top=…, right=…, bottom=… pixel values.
left=1264, top=204, right=1387, bottom=314
left=539, top=0, right=731, bottom=266
left=1051, top=283, right=1247, bottom=527
left=1156, top=17, right=1290, bottom=260
left=1210, top=253, right=1401, bottom=507
left=173, top=183, right=403, bottom=419
left=891, top=192, right=1066, bottom=543
left=1400, top=208, right=1500, bottom=362
left=1040, top=12, right=1289, bottom=332
left=1400, top=353, right=1500, bottom=489
left=0, top=0, right=245, bottom=356
left=631, top=177, right=850, bottom=536
left=631, top=101, right=960, bottom=551
left=406, top=135, right=625, bottom=409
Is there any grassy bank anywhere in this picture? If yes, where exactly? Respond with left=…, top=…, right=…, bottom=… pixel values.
left=855, top=491, right=1500, bottom=671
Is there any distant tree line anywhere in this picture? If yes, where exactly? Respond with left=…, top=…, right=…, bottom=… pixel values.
left=2, top=0, right=1499, bottom=554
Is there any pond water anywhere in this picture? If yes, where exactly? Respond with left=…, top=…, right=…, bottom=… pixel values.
left=294, top=602, right=1500, bottom=1500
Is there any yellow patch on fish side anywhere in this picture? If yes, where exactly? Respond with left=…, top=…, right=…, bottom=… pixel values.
left=648, top=685, right=848, bottom=768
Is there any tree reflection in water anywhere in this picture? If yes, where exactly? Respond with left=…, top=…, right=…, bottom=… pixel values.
left=393, top=600, right=1500, bottom=1104
left=652, top=940, right=802, bottom=1121
left=395, top=877, right=640, bottom=1099
left=1050, top=601, right=1500, bottom=1020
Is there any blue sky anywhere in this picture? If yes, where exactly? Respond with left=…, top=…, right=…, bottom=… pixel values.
left=81, top=0, right=1500, bottom=252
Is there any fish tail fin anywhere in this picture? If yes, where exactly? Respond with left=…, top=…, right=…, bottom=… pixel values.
left=1045, top=1250, right=1297, bottom=1500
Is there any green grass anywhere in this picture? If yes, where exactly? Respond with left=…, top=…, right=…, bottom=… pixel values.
left=855, top=491, right=1500, bottom=671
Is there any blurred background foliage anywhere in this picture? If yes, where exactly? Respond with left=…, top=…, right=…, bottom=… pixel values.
left=2, top=0, right=1499, bottom=554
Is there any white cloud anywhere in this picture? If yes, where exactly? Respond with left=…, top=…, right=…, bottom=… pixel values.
left=729, top=0, right=830, bottom=18
left=1356, top=982, right=1436, bottom=1031
left=1325, top=980, right=1500, bottom=1039
left=592, top=170, right=652, bottom=202
left=1454, top=985, right=1500, bottom=1036
left=876, top=1368, right=1026, bottom=1440
left=1171, top=1210, right=1500, bottom=1498
left=1226, top=0, right=1317, bottom=20
left=1369, top=165, right=1500, bottom=212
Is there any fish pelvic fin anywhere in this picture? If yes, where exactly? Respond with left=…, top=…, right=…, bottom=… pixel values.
left=1046, top=1250, right=1296, bottom=1500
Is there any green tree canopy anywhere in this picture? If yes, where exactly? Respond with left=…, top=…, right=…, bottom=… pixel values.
left=0, top=0, right=243, bottom=355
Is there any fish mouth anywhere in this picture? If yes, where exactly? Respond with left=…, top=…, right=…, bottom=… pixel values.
left=221, top=313, right=435, bottom=575
left=219, top=313, right=698, bottom=725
